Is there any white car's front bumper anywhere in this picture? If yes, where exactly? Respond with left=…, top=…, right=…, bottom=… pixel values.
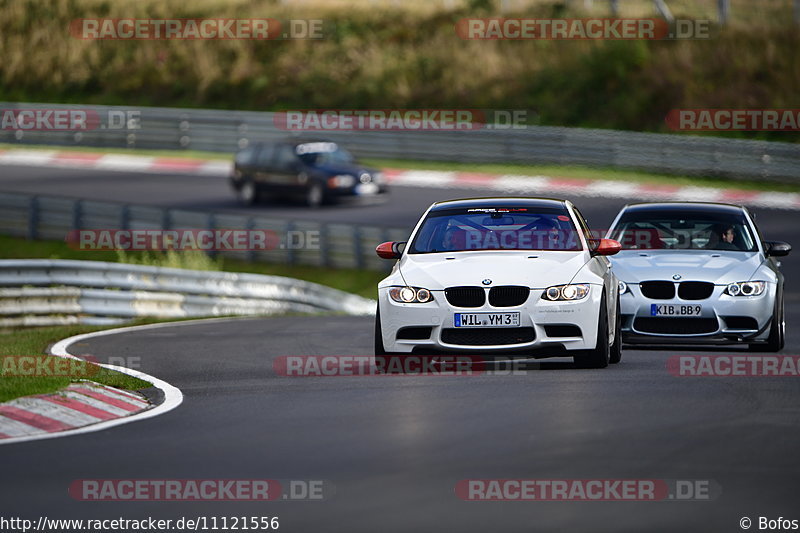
left=378, top=285, right=603, bottom=354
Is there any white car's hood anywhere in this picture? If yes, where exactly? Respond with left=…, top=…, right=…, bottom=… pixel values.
left=610, top=250, right=763, bottom=285
left=398, top=251, right=588, bottom=290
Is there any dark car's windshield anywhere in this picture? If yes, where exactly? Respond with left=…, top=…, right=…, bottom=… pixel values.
left=409, top=206, right=582, bottom=253
left=610, top=209, right=758, bottom=251
left=295, top=142, right=354, bottom=166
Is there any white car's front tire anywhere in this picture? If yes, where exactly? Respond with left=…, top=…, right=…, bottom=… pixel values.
left=574, top=292, right=610, bottom=369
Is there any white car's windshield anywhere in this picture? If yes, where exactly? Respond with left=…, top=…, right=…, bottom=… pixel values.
left=409, top=206, right=583, bottom=253
left=611, top=210, right=758, bottom=251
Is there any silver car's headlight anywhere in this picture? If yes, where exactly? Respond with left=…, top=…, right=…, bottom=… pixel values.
left=618, top=281, right=629, bottom=295
left=725, top=281, right=766, bottom=296
left=389, top=286, right=434, bottom=303
left=541, top=284, right=590, bottom=301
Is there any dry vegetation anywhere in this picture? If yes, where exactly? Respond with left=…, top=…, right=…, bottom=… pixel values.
left=0, top=0, right=797, bottom=139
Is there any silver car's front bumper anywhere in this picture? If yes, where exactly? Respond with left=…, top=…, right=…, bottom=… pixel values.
left=619, top=282, right=775, bottom=344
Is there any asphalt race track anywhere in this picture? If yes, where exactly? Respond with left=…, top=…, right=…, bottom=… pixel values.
left=2, top=163, right=800, bottom=532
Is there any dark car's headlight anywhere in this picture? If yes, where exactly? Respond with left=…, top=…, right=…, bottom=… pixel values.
left=328, top=175, right=355, bottom=188
left=725, top=281, right=766, bottom=296
left=389, top=286, right=434, bottom=303
left=541, top=284, right=590, bottom=301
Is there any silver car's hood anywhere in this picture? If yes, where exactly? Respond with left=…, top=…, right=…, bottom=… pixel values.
left=610, top=250, right=763, bottom=285
left=398, top=251, right=588, bottom=290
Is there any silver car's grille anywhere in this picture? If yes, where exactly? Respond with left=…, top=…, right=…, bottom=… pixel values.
left=640, top=281, right=715, bottom=300
left=677, top=281, right=715, bottom=300
left=640, top=281, right=675, bottom=299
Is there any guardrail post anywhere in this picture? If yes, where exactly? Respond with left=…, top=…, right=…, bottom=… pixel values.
left=161, top=208, right=172, bottom=230
left=286, top=220, right=296, bottom=265
left=353, top=225, right=364, bottom=270
left=246, top=217, right=257, bottom=262
left=206, top=213, right=217, bottom=258
left=120, top=204, right=130, bottom=230
left=27, top=196, right=39, bottom=240
left=319, top=223, right=330, bottom=267
left=71, top=199, right=83, bottom=230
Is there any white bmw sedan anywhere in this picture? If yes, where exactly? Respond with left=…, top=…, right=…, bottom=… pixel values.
left=374, top=198, right=623, bottom=368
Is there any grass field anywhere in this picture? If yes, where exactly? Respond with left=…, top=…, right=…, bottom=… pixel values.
left=0, top=323, right=153, bottom=402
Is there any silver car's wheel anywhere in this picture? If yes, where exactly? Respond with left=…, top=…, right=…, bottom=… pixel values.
left=609, top=295, right=622, bottom=364
left=750, top=293, right=784, bottom=352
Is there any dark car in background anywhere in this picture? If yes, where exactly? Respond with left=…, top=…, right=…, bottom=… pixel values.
left=230, top=139, right=388, bottom=207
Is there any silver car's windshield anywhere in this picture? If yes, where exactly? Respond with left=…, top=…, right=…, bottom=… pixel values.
left=610, top=210, right=758, bottom=251
left=409, top=206, right=582, bottom=253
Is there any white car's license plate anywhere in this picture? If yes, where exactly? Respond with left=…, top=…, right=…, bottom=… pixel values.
left=650, top=304, right=702, bottom=316
left=454, top=312, right=520, bottom=327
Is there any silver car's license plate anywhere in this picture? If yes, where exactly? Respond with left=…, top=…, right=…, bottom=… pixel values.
left=454, top=312, right=520, bottom=327
left=650, top=304, right=702, bottom=316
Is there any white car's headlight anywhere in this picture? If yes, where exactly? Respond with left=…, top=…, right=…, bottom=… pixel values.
left=541, top=284, right=590, bottom=301
left=328, top=174, right=355, bottom=188
left=618, top=281, right=629, bottom=295
left=389, top=286, right=434, bottom=303
left=725, top=281, right=766, bottom=296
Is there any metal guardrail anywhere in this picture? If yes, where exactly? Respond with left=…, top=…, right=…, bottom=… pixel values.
left=1, top=102, right=799, bottom=183
left=0, top=259, right=376, bottom=327
left=0, top=191, right=409, bottom=272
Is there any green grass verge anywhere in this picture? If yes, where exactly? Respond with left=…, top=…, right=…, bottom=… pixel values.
left=0, top=322, right=154, bottom=403
left=3, top=142, right=797, bottom=193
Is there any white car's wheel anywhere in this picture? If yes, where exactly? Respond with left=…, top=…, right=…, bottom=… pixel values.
left=574, top=292, right=610, bottom=369
left=374, top=306, right=410, bottom=372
